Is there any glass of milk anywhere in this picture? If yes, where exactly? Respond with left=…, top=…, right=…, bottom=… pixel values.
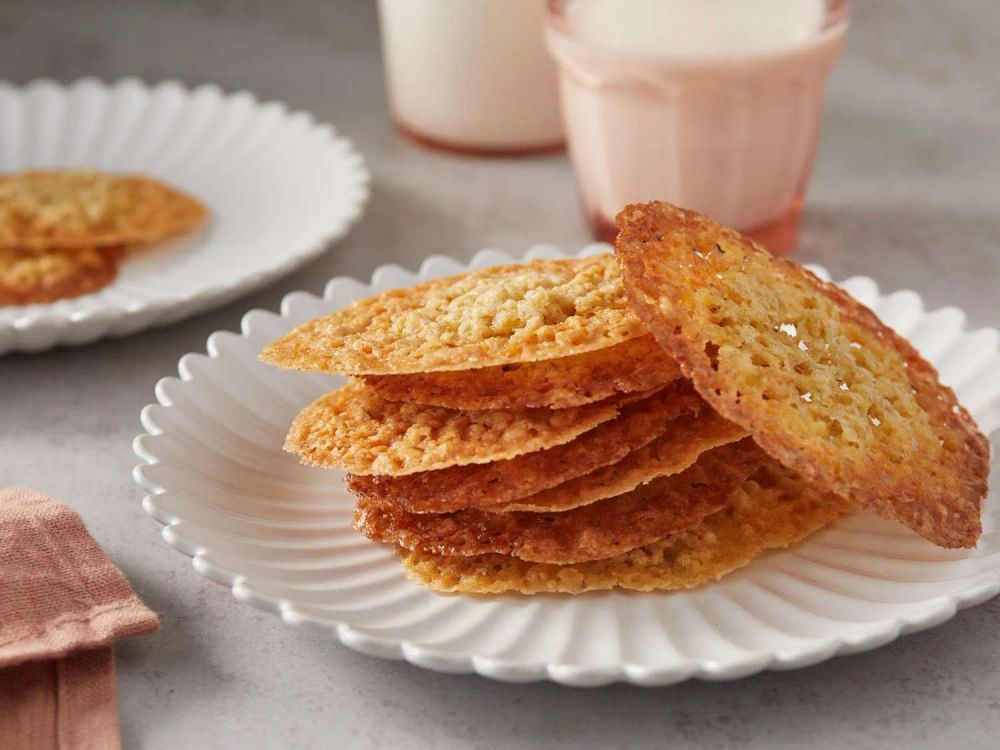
left=377, top=0, right=564, bottom=155
left=546, top=0, right=849, bottom=254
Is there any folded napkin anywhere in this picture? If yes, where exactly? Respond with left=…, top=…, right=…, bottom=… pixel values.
left=0, top=488, right=160, bottom=750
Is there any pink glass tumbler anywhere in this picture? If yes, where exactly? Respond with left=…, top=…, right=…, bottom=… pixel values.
left=546, top=0, right=849, bottom=254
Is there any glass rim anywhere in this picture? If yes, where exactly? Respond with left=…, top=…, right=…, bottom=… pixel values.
left=546, top=0, right=850, bottom=64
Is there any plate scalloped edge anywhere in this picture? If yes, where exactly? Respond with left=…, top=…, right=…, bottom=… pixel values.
left=0, top=76, right=371, bottom=354
left=132, top=244, right=1000, bottom=688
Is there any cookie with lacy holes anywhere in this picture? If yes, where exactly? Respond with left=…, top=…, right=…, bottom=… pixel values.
left=615, top=201, right=988, bottom=548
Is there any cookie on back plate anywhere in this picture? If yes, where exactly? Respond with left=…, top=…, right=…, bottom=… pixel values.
left=0, top=170, right=206, bottom=250
left=614, top=201, right=989, bottom=548
left=0, top=245, right=123, bottom=305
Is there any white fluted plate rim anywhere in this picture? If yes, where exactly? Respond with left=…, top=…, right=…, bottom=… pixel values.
left=0, top=77, right=370, bottom=354
left=133, top=244, right=1000, bottom=687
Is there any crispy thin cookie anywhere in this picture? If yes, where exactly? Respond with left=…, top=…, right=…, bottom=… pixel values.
left=354, top=439, right=765, bottom=564
left=0, top=170, right=206, bottom=249
left=0, top=246, right=122, bottom=306
left=399, top=461, right=851, bottom=594
left=261, top=255, right=645, bottom=375
left=286, top=380, right=620, bottom=475
left=615, top=201, right=989, bottom=548
left=347, top=381, right=702, bottom=511
left=493, top=410, right=747, bottom=512
left=362, top=335, right=681, bottom=409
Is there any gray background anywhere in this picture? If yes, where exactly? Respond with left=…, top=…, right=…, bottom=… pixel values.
left=1, top=0, right=999, bottom=747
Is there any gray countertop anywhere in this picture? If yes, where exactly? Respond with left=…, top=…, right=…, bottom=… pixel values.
left=1, top=1, right=998, bottom=747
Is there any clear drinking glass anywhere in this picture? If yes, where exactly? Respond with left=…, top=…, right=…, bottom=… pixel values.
left=546, top=0, right=849, bottom=254
left=378, top=0, right=564, bottom=155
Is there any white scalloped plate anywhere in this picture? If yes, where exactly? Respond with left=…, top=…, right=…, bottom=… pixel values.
left=0, top=78, right=369, bottom=354
left=133, top=244, right=1000, bottom=687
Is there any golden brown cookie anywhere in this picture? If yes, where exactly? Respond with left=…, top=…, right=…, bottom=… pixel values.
left=285, top=380, right=621, bottom=475
left=0, top=170, right=206, bottom=249
left=0, top=245, right=122, bottom=306
left=362, top=335, right=681, bottom=409
left=615, top=201, right=989, bottom=548
left=346, top=381, right=703, bottom=512
left=493, top=409, right=747, bottom=512
left=399, top=460, right=851, bottom=594
left=354, top=439, right=765, bottom=564
left=260, top=255, right=646, bottom=375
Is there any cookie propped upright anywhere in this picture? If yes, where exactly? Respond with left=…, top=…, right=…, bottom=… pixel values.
left=614, top=201, right=989, bottom=548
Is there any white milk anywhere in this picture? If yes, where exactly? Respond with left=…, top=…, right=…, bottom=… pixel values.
left=547, top=0, right=848, bottom=253
left=377, top=0, right=563, bottom=154
left=567, top=0, right=827, bottom=57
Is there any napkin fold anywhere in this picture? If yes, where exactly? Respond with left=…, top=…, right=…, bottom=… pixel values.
left=0, top=487, right=160, bottom=750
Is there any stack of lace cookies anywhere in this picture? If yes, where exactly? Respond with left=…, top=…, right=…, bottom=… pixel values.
left=0, top=170, right=206, bottom=305
left=260, top=203, right=989, bottom=596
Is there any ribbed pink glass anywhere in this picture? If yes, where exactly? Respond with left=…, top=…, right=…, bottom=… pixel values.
left=546, top=0, right=849, bottom=254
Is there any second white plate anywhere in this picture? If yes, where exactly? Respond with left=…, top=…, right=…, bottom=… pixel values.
left=133, top=244, right=1000, bottom=687
left=0, top=77, right=369, bottom=354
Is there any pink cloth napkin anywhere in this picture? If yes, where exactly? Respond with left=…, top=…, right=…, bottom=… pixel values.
left=0, top=488, right=160, bottom=750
